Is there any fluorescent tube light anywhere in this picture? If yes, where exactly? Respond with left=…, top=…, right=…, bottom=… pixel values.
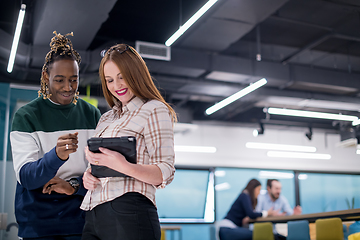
left=174, top=145, right=216, bottom=153
left=215, top=182, right=231, bottom=191
left=258, top=171, right=294, bottom=179
left=267, top=107, right=358, bottom=122
left=298, top=174, right=308, bottom=180
left=214, top=170, right=226, bottom=177
left=7, top=4, right=26, bottom=73
left=246, top=142, right=316, bottom=152
left=267, top=151, right=331, bottom=160
left=352, top=119, right=360, bottom=126
left=206, top=78, right=267, bottom=115
left=204, top=171, right=215, bottom=222
left=165, top=0, right=218, bottom=46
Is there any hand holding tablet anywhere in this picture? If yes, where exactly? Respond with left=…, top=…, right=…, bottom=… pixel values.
left=87, top=136, right=137, bottom=178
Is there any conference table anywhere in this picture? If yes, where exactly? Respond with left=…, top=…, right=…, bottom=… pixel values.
left=250, top=208, right=360, bottom=223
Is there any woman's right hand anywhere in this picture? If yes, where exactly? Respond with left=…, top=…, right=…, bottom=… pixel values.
left=83, top=168, right=100, bottom=190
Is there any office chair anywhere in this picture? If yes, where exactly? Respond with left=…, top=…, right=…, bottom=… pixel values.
left=252, top=222, right=274, bottom=240
left=348, top=232, right=360, bottom=240
left=315, top=217, right=343, bottom=240
left=287, top=220, right=310, bottom=240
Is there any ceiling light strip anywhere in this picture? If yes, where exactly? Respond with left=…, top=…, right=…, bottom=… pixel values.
left=298, top=174, right=308, bottom=180
left=165, top=0, right=218, bottom=46
left=246, top=142, right=316, bottom=152
left=206, top=78, right=267, bottom=115
left=352, top=119, right=360, bottom=126
left=267, top=151, right=331, bottom=160
left=215, top=182, right=231, bottom=191
left=7, top=4, right=26, bottom=73
left=258, top=171, right=294, bottom=179
left=267, top=107, right=358, bottom=121
left=174, top=145, right=216, bottom=153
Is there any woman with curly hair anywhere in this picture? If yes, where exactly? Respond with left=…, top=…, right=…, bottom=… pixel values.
left=10, top=31, right=101, bottom=240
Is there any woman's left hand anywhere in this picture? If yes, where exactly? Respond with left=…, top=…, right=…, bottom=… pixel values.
left=84, top=146, right=128, bottom=172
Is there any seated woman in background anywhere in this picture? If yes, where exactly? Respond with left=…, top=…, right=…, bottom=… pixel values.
left=218, top=178, right=283, bottom=240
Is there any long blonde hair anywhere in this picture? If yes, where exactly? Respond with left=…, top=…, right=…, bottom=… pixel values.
left=99, top=44, right=177, bottom=123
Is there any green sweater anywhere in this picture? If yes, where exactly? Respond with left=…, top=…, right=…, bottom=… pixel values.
left=10, top=97, right=101, bottom=238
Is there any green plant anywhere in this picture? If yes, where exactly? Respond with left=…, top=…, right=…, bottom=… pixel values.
left=346, top=197, right=355, bottom=209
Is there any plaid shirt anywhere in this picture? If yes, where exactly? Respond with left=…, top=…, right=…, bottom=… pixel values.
left=81, top=97, right=175, bottom=211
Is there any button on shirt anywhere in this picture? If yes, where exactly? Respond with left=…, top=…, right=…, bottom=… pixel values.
left=81, top=97, right=175, bottom=211
left=255, top=192, right=294, bottom=215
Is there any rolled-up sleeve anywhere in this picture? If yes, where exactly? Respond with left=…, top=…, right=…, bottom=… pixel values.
left=144, top=105, right=175, bottom=189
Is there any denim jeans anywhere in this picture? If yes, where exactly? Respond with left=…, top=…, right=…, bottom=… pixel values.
left=219, top=227, right=286, bottom=240
left=219, top=227, right=253, bottom=240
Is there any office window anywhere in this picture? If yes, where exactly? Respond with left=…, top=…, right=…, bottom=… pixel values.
left=299, top=172, right=360, bottom=214
left=156, top=168, right=214, bottom=223
left=0, top=84, right=38, bottom=240
left=215, top=167, right=295, bottom=220
left=0, top=82, right=10, bottom=160
left=7, top=86, right=39, bottom=160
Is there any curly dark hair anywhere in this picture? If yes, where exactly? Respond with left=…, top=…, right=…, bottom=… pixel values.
left=38, top=31, right=81, bottom=104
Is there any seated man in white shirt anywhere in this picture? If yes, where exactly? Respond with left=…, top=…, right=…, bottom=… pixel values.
left=249, top=179, right=302, bottom=239
left=256, top=179, right=302, bottom=216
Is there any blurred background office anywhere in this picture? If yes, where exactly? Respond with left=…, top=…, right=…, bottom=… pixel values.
left=1, top=0, right=360, bottom=239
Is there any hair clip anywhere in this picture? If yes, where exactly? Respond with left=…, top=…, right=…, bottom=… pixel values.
left=100, top=45, right=133, bottom=57
left=100, top=49, right=107, bottom=57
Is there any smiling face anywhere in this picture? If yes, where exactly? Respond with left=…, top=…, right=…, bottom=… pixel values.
left=104, top=60, right=134, bottom=105
left=43, top=59, right=79, bottom=105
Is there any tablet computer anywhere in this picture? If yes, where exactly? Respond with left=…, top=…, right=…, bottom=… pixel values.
left=87, top=136, right=137, bottom=178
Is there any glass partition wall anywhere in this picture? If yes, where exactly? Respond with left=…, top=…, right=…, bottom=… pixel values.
left=299, top=172, right=360, bottom=213
left=1, top=82, right=360, bottom=240
left=155, top=167, right=360, bottom=240
left=157, top=168, right=215, bottom=223
left=214, top=168, right=296, bottom=220
left=0, top=83, right=10, bottom=240
left=0, top=83, right=38, bottom=240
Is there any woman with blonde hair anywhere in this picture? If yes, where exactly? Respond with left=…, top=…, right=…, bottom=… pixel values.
left=81, top=44, right=176, bottom=240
